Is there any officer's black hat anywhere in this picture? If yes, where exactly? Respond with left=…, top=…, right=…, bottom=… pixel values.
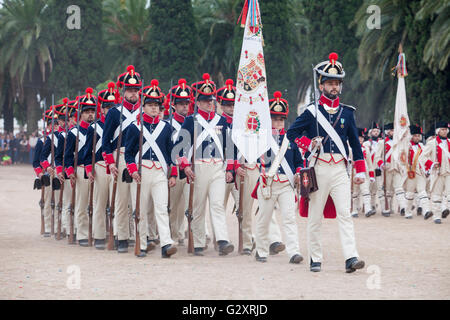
left=315, top=52, right=345, bottom=84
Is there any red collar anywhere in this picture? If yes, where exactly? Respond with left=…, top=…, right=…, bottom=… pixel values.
left=58, top=126, right=65, bottom=133
left=222, top=112, right=233, bottom=124
left=173, top=112, right=185, bottom=123
left=100, top=115, right=105, bottom=123
left=410, top=140, right=419, bottom=146
left=123, top=99, right=140, bottom=112
left=198, top=108, right=215, bottom=121
left=142, top=113, right=160, bottom=124
left=80, top=121, right=90, bottom=129
left=319, top=94, right=340, bottom=108
left=272, top=128, right=285, bottom=135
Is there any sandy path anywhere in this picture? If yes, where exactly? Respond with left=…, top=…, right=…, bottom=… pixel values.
left=1, top=165, right=449, bottom=300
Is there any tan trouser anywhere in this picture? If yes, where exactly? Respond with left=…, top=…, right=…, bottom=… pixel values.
left=62, top=179, right=72, bottom=234
left=191, top=161, right=230, bottom=248
left=146, top=199, right=158, bottom=241
left=256, top=178, right=300, bottom=258
left=430, top=175, right=450, bottom=220
left=352, top=172, right=372, bottom=214
left=239, top=166, right=281, bottom=250
left=130, top=161, right=173, bottom=251
left=43, top=178, right=60, bottom=233
left=404, top=174, right=430, bottom=217
left=110, top=150, right=133, bottom=240
left=169, top=177, right=188, bottom=242
left=307, top=160, right=359, bottom=262
left=92, top=161, right=111, bottom=240
left=378, top=168, right=407, bottom=213
left=75, top=166, right=90, bottom=240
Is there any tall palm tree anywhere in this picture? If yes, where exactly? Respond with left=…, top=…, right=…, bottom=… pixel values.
left=416, top=0, right=450, bottom=73
left=0, top=0, right=52, bottom=132
left=102, top=0, right=152, bottom=79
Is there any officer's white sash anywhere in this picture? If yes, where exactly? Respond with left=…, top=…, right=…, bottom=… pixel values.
left=134, top=121, right=167, bottom=174
left=188, top=114, right=224, bottom=160
left=70, top=128, right=87, bottom=152
left=269, top=136, right=295, bottom=187
left=306, top=105, right=347, bottom=160
left=113, top=107, right=136, bottom=140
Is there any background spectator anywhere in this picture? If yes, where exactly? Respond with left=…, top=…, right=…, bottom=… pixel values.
left=28, top=131, right=38, bottom=164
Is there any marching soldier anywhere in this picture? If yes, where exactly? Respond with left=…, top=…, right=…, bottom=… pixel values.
left=419, top=121, right=450, bottom=224
left=33, top=111, right=50, bottom=235
left=404, top=124, right=432, bottom=219
left=375, top=123, right=408, bottom=216
left=287, top=52, right=366, bottom=273
left=165, top=79, right=191, bottom=246
left=216, top=79, right=239, bottom=213
left=125, top=79, right=178, bottom=258
left=253, top=91, right=304, bottom=264
left=65, top=88, right=96, bottom=246
left=83, top=83, right=117, bottom=249
left=55, top=100, right=78, bottom=239
left=351, top=128, right=376, bottom=218
left=175, top=73, right=234, bottom=256
left=363, top=122, right=382, bottom=212
left=39, top=106, right=61, bottom=236
left=102, top=65, right=142, bottom=253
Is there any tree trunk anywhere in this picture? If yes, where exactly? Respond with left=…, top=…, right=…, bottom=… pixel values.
left=25, top=88, right=39, bottom=133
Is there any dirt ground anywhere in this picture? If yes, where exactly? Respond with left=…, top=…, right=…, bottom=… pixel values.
left=1, top=164, right=449, bottom=300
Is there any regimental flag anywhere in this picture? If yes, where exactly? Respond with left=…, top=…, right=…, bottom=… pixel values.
left=232, top=0, right=271, bottom=164
left=392, top=45, right=411, bottom=172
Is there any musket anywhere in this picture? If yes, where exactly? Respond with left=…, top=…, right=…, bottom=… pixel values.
left=39, top=99, right=47, bottom=235
left=50, top=94, right=56, bottom=236
left=108, top=85, right=126, bottom=251
left=237, top=156, right=244, bottom=254
left=134, top=80, right=144, bottom=256
left=69, top=93, right=81, bottom=244
left=186, top=89, right=198, bottom=254
left=87, top=92, right=98, bottom=247
left=56, top=98, right=69, bottom=240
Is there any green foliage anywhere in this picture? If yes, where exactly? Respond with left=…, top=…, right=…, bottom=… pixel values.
left=148, top=0, right=200, bottom=90
left=46, top=0, right=105, bottom=99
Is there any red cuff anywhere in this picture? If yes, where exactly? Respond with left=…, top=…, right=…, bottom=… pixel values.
left=34, top=167, right=42, bottom=176
left=65, top=166, right=74, bottom=177
left=234, top=160, right=241, bottom=170
left=354, top=160, right=366, bottom=174
left=56, top=166, right=63, bottom=175
left=41, top=160, right=50, bottom=170
left=296, top=167, right=302, bottom=174
left=377, top=160, right=384, bottom=168
left=127, top=163, right=138, bottom=175
left=295, top=136, right=311, bottom=151
left=226, top=159, right=235, bottom=171
left=177, top=157, right=190, bottom=170
left=170, top=166, right=178, bottom=177
left=104, top=153, right=115, bottom=166
left=425, top=160, right=433, bottom=171
left=369, top=171, right=375, bottom=178
left=85, top=165, right=93, bottom=176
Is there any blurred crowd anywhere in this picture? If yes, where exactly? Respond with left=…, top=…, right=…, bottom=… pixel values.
left=0, top=130, right=39, bottom=165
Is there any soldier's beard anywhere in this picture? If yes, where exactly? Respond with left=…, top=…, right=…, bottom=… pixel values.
left=323, top=89, right=339, bottom=100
